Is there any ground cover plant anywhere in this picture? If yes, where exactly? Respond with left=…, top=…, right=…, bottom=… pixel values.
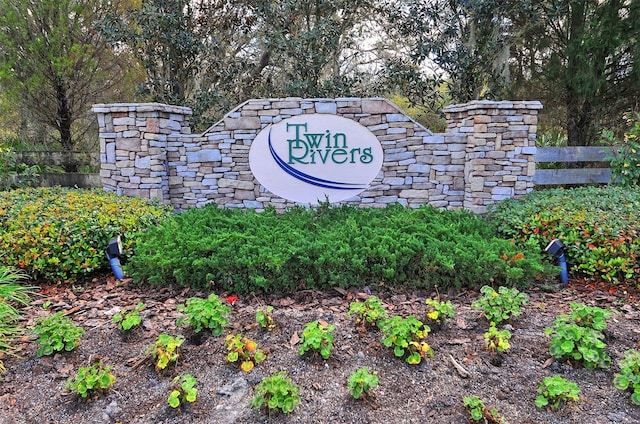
left=167, top=374, right=198, bottom=409
left=147, top=334, right=184, bottom=371
left=112, top=302, right=144, bottom=331
left=32, top=311, right=84, bottom=357
left=347, top=366, right=379, bottom=400
left=489, top=185, right=640, bottom=283
left=250, top=371, right=301, bottom=415
left=535, top=375, right=580, bottom=411
left=65, top=360, right=116, bottom=399
left=0, top=187, right=170, bottom=282
left=545, top=302, right=611, bottom=370
left=224, top=334, right=267, bottom=372
left=128, top=203, right=555, bottom=294
left=614, top=349, right=640, bottom=405
left=347, top=295, right=388, bottom=329
left=177, top=293, right=230, bottom=335
left=472, top=285, right=529, bottom=325
left=379, top=315, right=433, bottom=364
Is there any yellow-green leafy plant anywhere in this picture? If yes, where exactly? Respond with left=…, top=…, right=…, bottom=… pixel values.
left=535, top=376, right=580, bottom=410
left=147, top=334, right=184, bottom=371
left=250, top=371, right=300, bottom=414
left=299, top=320, right=335, bottom=359
left=424, top=298, right=455, bottom=327
left=177, top=293, right=230, bottom=335
left=0, top=187, right=170, bottom=282
left=347, top=367, right=379, bottom=400
left=379, top=315, right=433, bottom=365
left=255, top=305, right=276, bottom=331
left=112, top=302, right=144, bottom=331
left=66, top=360, right=116, bottom=399
left=32, top=311, right=85, bottom=357
left=224, top=334, right=267, bottom=372
left=472, top=285, right=529, bottom=325
left=484, top=325, right=511, bottom=353
left=168, top=374, right=198, bottom=408
left=463, top=395, right=505, bottom=423
left=347, top=295, right=388, bottom=329
left=613, top=349, right=640, bottom=405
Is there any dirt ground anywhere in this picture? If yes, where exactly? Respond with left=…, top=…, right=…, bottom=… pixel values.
left=1, top=276, right=640, bottom=424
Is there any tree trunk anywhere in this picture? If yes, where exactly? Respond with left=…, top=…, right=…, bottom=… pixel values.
left=56, top=80, right=77, bottom=172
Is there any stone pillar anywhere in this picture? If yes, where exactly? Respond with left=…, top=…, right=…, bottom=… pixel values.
left=443, top=100, right=541, bottom=213
left=92, top=103, right=192, bottom=203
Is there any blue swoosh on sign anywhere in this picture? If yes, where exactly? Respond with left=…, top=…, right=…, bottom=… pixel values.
left=268, top=129, right=365, bottom=190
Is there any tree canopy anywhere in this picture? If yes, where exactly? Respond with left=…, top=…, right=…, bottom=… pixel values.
left=0, top=0, right=638, bottom=147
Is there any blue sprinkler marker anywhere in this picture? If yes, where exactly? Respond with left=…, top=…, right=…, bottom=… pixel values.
left=545, top=239, right=569, bottom=284
left=106, top=236, right=125, bottom=280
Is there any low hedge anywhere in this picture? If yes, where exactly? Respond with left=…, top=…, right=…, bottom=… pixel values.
left=0, top=187, right=170, bottom=282
left=128, top=203, right=554, bottom=294
left=488, top=186, right=640, bottom=283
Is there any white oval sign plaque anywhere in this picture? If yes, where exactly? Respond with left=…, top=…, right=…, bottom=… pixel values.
left=249, top=114, right=383, bottom=204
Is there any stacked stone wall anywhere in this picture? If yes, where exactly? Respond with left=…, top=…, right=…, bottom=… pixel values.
left=93, top=98, right=541, bottom=213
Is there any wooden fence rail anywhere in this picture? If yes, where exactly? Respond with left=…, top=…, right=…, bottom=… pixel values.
left=534, top=146, right=618, bottom=186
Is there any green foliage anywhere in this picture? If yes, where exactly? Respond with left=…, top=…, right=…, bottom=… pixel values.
left=488, top=186, right=640, bottom=283
left=463, top=395, right=504, bottom=423
left=484, top=325, right=511, bottom=353
left=379, top=315, right=433, bottom=365
left=32, top=311, right=84, bottom=357
left=545, top=303, right=611, bottom=370
left=0, top=187, right=170, bottom=283
left=147, top=334, right=184, bottom=371
left=112, top=302, right=144, bottom=331
left=250, top=371, right=300, bottom=415
left=299, top=321, right=335, bottom=360
left=255, top=306, right=276, bottom=331
left=0, top=142, right=39, bottom=191
left=224, top=334, right=267, bottom=372
left=472, top=285, right=529, bottom=325
left=0, top=267, right=32, bottom=372
left=424, top=298, right=455, bottom=326
left=613, top=349, right=640, bottom=406
left=347, top=296, right=388, bottom=329
left=66, top=360, right=116, bottom=398
left=604, top=113, right=640, bottom=187
left=129, top=203, right=553, bottom=294
left=167, top=374, right=198, bottom=409
left=535, top=376, right=580, bottom=410
left=347, top=366, right=379, bottom=400
left=177, top=293, right=230, bottom=335
left=0, top=0, right=134, bottom=150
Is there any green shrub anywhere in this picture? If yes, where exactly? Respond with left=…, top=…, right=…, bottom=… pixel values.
left=603, top=113, right=640, bottom=187
left=545, top=303, right=611, bottom=370
left=128, top=203, right=554, bottom=294
left=489, top=186, right=640, bottom=283
left=32, top=311, right=85, bottom=357
left=0, top=187, right=170, bottom=282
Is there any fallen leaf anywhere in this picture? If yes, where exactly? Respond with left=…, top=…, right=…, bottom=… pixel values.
left=290, top=332, right=300, bottom=347
left=542, top=357, right=554, bottom=369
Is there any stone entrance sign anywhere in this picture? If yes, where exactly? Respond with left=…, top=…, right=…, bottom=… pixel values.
left=93, top=98, right=542, bottom=213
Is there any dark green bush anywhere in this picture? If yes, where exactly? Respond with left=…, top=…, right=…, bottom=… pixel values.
left=0, top=187, right=170, bottom=282
left=128, top=203, right=553, bottom=294
left=488, top=186, right=640, bottom=283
